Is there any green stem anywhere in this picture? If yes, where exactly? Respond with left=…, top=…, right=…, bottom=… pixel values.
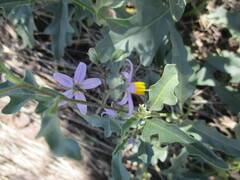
left=71, top=0, right=106, bottom=19
left=184, top=0, right=208, bottom=17
left=0, top=85, right=25, bottom=94
left=0, top=83, right=129, bottom=113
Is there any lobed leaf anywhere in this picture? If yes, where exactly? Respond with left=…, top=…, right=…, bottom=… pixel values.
left=151, top=145, right=168, bottom=165
left=0, top=69, right=55, bottom=114
left=142, top=119, right=228, bottom=169
left=95, top=0, right=171, bottom=66
left=36, top=112, right=82, bottom=161
left=138, top=140, right=154, bottom=168
left=148, top=64, right=179, bottom=111
left=44, top=1, right=74, bottom=60
left=196, top=51, right=240, bottom=86
left=4, top=4, right=37, bottom=48
left=188, top=120, right=240, bottom=158
left=204, top=7, right=240, bottom=40
left=168, top=22, right=194, bottom=111
left=81, top=115, right=123, bottom=137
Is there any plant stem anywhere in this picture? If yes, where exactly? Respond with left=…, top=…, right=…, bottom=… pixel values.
left=0, top=83, right=129, bottom=113
left=71, top=0, right=106, bottom=19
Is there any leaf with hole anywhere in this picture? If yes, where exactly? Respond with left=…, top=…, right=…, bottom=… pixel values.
left=142, top=119, right=228, bottom=169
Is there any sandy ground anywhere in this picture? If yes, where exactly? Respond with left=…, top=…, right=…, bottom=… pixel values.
left=0, top=97, right=92, bottom=180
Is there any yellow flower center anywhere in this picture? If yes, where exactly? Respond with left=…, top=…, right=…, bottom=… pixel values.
left=133, top=82, right=146, bottom=95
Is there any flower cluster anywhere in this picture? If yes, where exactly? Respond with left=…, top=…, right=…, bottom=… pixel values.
left=53, top=59, right=146, bottom=118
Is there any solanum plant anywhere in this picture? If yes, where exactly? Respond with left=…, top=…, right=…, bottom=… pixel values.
left=1, top=0, right=240, bottom=179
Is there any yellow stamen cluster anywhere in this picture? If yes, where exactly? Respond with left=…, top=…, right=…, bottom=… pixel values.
left=133, top=82, right=146, bottom=95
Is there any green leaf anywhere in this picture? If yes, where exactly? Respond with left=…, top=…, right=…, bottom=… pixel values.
left=234, top=123, right=240, bottom=140
left=0, top=0, right=36, bottom=7
left=0, top=61, right=7, bottom=74
left=44, top=1, right=74, bottom=60
left=121, top=117, right=138, bottom=138
left=142, top=119, right=228, bottom=169
left=2, top=4, right=37, bottom=48
left=169, top=0, right=186, bottom=21
left=149, top=64, right=179, bottom=111
left=0, top=70, right=38, bottom=114
left=143, top=71, right=160, bottom=88
left=151, top=145, right=168, bottom=165
left=111, top=151, right=130, bottom=180
left=208, top=51, right=240, bottom=84
left=188, top=120, right=240, bottom=158
left=0, top=69, right=55, bottom=114
left=163, top=148, right=188, bottom=177
left=168, top=22, right=194, bottom=110
left=106, top=61, right=124, bottom=100
left=205, top=7, right=240, bottom=39
left=36, top=112, right=81, bottom=161
left=215, top=85, right=240, bottom=114
left=138, top=140, right=154, bottom=167
left=95, top=0, right=171, bottom=66
left=196, top=51, right=240, bottom=86
left=81, top=115, right=123, bottom=137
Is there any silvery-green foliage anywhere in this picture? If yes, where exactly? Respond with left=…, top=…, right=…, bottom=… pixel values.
left=0, top=0, right=239, bottom=179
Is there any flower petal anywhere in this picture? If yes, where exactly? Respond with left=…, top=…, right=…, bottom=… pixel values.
left=102, top=108, right=117, bottom=117
left=74, top=91, right=87, bottom=115
left=74, top=62, right=87, bottom=84
left=125, top=94, right=134, bottom=118
left=126, top=59, right=133, bottom=83
left=81, top=78, right=101, bottom=89
left=117, top=92, right=128, bottom=106
left=121, top=72, right=130, bottom=81
left=58, top=90, right=74, bottom=106
left=53, top=72, right=73, bottom=88
left=127, top=83, right=136, bottom=94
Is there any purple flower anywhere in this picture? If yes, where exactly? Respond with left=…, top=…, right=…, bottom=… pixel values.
left=101, top=102, right=117, bottom=117
left=53, top=62, right=101, bottom=115
left=127, top=138, right=136, bottom=148
left=118, top=59, right=146, bottom=118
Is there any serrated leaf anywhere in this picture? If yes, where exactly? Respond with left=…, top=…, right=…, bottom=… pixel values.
left=169, top=0, right=186, bottom=21
left=142, top=119, right=228, bottom=169
left=44, top=1, right=74, bottom=60
left=95, top=0, right=171, bottom=65
left=81, top=115, right=123, bottom=137
left=188, top=120, right=240, bottom=158
left=37, top=113, right=81, bottom=161
left=149, top=64, right=179, bottom=111
left=168, top=22, right=194, bottom=110
left=215, top=85, right=240, bottom=114
left=111, top=151, right=130, bottom=180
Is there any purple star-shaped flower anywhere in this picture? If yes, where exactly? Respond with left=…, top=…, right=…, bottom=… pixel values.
left=53, top=62, right=101, bottom=115
left=118, top=59, right=146, bottom=118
